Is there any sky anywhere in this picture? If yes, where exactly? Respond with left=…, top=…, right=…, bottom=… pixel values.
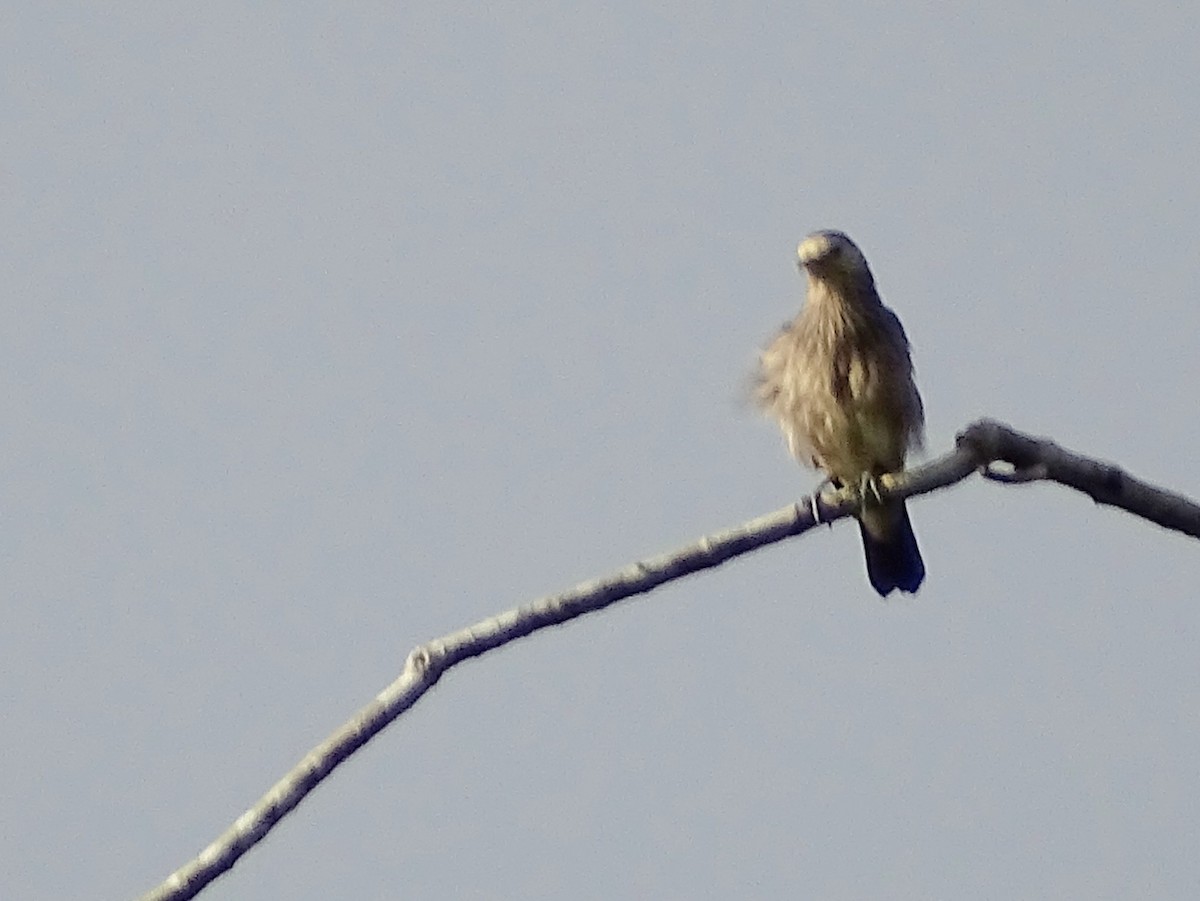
left=4, top=3, right=1200, bottom=899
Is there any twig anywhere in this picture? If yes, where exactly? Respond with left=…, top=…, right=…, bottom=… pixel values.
left=137, top=418, right=1200, bottom=900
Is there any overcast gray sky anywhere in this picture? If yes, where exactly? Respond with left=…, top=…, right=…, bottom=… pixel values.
left=5, top=4, right=1200, bottom=899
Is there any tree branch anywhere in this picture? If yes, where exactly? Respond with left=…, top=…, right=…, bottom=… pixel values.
left=137, top=418, right=1200, bottom=900
left=958, top=419, right=1200, bottom=535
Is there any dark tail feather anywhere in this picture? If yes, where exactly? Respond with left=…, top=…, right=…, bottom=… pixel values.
left=859, top=503, right=925, bottom=597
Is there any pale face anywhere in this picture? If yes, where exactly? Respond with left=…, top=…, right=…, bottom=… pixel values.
left=796, top=230, right=871, bottom=279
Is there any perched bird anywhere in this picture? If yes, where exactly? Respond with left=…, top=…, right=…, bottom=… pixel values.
left=755, top=230, right=926, bottom=596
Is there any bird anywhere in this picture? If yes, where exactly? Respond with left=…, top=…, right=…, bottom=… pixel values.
left=755, top=230, right=926, bottom=596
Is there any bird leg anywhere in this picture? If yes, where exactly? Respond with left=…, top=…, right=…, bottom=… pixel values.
left=808, top=476, right=838, bottom=523
left=856, top=472, right=885, bottom=510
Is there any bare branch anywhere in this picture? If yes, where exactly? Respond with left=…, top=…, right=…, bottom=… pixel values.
left=137, top=419, right=1200, bottom=900
left=956, top=419, right=1200, bottom=537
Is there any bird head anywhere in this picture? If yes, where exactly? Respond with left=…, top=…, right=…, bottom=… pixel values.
left=797, top=230, right=872, bottom=281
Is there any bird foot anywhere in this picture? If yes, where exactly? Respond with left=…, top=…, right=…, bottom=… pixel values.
left=809, top=476, right=838, bottom=524
left=857, top=473, right=885, bottom=509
